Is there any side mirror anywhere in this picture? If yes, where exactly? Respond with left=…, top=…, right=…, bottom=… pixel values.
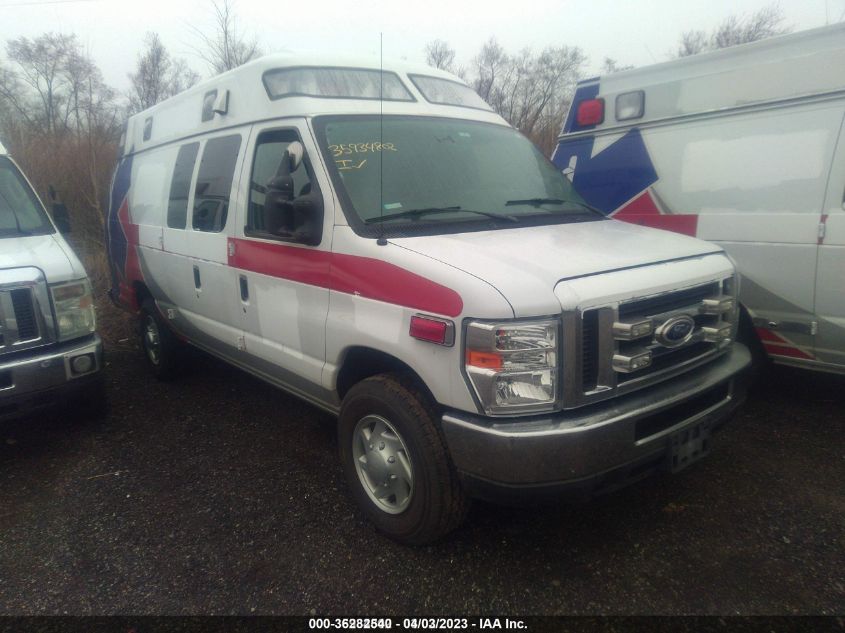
left=52, top=202, right=71, bottom=234
left=287, top=141, right=304, bottom=173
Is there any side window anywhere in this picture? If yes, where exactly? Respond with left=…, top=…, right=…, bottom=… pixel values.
left=246, top=129, right=313, bottom=237
left=167, top=142, right=199, bottom=229
left=192, top=134, right=242, bottom=232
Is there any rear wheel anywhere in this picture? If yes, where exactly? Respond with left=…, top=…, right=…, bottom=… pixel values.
left=139, top=298, right=180, bottom=381
left=338, top=373, right=468, bottom=545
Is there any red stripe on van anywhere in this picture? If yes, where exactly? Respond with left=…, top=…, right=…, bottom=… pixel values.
left=755, top=327, right=787, bottom=344
left=228, top=238, right=464, bottom=317
left=763, top=342, right=814, bottom=360
left=616, top=213, right=699, bottom=237
left=117, top=198, right=143, bottom=311
left=611, top=190, right=699, bottom=237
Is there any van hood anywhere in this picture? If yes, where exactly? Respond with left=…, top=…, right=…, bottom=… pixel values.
left=390, top=219, right=722, bottom=317
left=0, top=233, right=84, bottom=283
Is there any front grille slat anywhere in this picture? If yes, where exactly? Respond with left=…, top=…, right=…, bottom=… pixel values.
left=618, top=282, right=719, bottom=319
left=576, top=278, right=734, bottom=404
left=581, top=309, right=599, bottom=391
left=10, top=288, right=38, bottom=341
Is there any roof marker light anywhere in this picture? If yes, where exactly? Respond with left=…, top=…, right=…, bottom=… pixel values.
left=576, top=98, right=604, bottom=127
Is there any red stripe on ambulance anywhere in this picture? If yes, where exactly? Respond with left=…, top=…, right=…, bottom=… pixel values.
left=611, top=190, right=699, bottom=237
left=228, top=238, right=464, bottom=317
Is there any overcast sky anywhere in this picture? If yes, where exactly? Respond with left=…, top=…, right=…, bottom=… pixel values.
left=2, top=0, right=843, bottom=94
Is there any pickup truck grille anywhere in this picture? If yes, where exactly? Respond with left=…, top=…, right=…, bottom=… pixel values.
left=0, top=286, right=44, bottom=353
left=575, top=277, right=735, bottom=406
left=10, top=288, right=39, bottom=341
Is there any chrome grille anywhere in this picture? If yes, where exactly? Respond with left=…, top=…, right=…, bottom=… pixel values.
left=574, top=277, right=736, bottom=405
left=0, top=268, right=52, bottom=355
left=581, top=309, right=599, bottom=391
left=10, top=288, right=38, bottom=341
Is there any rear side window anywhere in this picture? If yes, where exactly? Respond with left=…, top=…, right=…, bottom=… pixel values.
left=192, top=135, right=242, bottom=232
left=167, top=142, right=199, bottom=229
left=408, top=74, right=491, bottom=110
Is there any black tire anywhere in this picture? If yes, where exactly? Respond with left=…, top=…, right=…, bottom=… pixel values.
left=139, top=297, right=180, bottom=381
left=338, top=373, right=469, bottom=545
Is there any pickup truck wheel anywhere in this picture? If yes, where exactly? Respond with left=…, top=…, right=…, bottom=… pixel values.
left=338, top=374, right=468, bottom=545
left=139, top=298, right=179, bottom=381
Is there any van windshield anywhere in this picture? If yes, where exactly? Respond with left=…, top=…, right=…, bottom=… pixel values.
left=314, top=116, right=599, bottom=235
left=0, top=157, right=54, bottom=237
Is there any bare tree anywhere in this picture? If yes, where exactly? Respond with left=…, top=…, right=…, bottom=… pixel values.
left=0, top=32, right=120, bottom=273
left=471, top=38, right=507, bottom=104
left=677, top=30, right=709, bottom=57
left=467, top=39, right=584, bottom=153
left=424, top=39, right=456, bottom=72
left=678, top=4, right=790, bottom=57
left=191, top=0, right=262, bottom=75
left=1, top=33, right=78, bottom=135
left=128, top=32, right=200, bottom=114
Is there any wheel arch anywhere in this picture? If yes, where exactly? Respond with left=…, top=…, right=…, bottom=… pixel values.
left=335, top=346, right=437, bottom=406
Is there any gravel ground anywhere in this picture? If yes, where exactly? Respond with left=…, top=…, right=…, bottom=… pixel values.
left=0, top=341, right=843, bottom=615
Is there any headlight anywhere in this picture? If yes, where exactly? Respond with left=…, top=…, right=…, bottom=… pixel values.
left=51, top=279, right=96, bottom=341
left=464, top=318, right=559, bottom=416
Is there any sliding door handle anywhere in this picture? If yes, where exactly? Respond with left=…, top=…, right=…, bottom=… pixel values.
left=239, top=275, right=249, bottom=302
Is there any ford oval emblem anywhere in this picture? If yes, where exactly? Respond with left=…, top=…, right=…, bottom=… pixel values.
left=655, top=315, right=695, bottom=348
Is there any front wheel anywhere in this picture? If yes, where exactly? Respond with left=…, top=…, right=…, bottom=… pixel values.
left=338, top=374, right=468, bottom=545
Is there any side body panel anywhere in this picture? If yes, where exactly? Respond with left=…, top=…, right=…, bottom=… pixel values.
left=553, top=95, right=845, bottom=370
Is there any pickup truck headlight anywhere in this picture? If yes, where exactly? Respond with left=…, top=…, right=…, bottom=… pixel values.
left=51, top=279, right=96, bottom=342
left=464, top=319, right=559, bottom=416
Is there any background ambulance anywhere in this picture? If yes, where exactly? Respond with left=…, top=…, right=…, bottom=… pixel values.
left=553, top=23, right=845, bottom=374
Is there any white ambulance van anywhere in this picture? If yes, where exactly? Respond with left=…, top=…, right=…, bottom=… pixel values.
left=553, top=23, right=845, bottom=375
left=0, top=141, right=102, bottom=419
left=107, top=55, right=750, bottom=543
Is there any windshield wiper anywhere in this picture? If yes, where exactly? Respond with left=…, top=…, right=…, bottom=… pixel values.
left=505, top=197, right=604, bottom=217
left=505, top=197, right=567, bottom=207
left=365, top=206, right=518, bottom=224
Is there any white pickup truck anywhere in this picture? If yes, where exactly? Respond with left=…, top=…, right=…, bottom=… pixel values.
left=0, top=141, right=103, bottom=420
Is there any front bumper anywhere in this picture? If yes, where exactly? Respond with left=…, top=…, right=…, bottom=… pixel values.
left=441, top=343, right=751, bottom=502
left=0, top=334, right=103, bottom=421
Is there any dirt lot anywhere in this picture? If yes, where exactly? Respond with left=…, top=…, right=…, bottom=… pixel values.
left=0, top=307, right=843, bottom=615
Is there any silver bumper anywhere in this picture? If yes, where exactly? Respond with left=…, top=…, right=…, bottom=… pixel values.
left=441, top=343, right=751, bottom=492
left=0, top=334, right=103, bottom=419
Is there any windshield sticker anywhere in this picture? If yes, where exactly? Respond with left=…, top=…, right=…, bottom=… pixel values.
left=384, top=202, right=402, bottom=210
left=336, top=158, right=367, bottom=171
left=329, top=142, right=398, bottom=157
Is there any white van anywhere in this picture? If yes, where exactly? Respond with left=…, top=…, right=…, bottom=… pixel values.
left=553, top=23, right=845, bottom=375
left=0, top=141, right=102, bottom=419
left=107, top=55, right=750, bottom=543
